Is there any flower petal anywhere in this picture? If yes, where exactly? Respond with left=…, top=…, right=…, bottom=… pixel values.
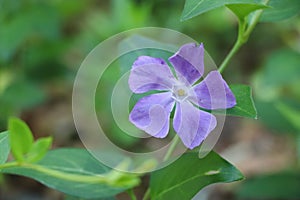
left=129, top=92, right=175, bottom=138
left=173, top=101, right=217, bottom=149
left=168, top=43, right=204, bottom=85
left=132, top=56, right=166, bottom=68
left=129, top=56, right=176, bottom=93
left=190, top=70, right=236, bottom=110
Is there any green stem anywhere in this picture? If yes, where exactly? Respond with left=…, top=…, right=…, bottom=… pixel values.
left=0, top=162, right=19, bottom=170
left=218, top=0, right=270, bottom=73
left=127, top=188, right=137, bottom=200
left=23, top=163, right=107, bottom=183
left=218, top=19, right=245, bottom=73
left=0, top=162, right=118, bottom=185
left=163, top=134, right=180, bottom=161
left=143, top=188, right=151, bottom=200
left=244, top=0, right=270, bottom=38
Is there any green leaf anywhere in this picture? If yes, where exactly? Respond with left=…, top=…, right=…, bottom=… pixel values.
left=181, top=0, right=266, bottom=21
left=26, top=137, right=53, bottom=163
left=8, top=117, right=34, bottom=162
left=226, top=84, right=257, bottom=118
left=260, top=0, right=300, bottom=22
left=1, top=148, right=138, bottom=198
left=227, top=3, right=268, bottom=20
left=0, top=131, right=10, bottom=164
left=237, top=172, right=300, bottom=199
left=150, top=151, right=244, bottom=200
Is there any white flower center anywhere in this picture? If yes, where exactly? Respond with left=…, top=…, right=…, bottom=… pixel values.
left=177, top=89, right=186, bottom=96
left=172, top=85, right=190, bottom=102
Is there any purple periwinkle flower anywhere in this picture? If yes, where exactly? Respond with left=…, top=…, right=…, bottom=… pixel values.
left=128, top=43, right=236, bottom=149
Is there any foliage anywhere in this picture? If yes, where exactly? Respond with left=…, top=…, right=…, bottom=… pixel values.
left=0, top=119, right=140, bottom=199
left=181, top=0, right=268, bottom=21
left=0, top=0, right=299, bottom=199
left=181, top=0, right=300, bottom=22
left=150, top=152, right=243, bottom=200
left=221, top=84, right=257, bottom=118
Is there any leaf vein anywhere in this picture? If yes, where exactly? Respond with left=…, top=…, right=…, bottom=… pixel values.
left=183, top=0, right=205, bottom=19
left=154, top=171, right=234, bottom=199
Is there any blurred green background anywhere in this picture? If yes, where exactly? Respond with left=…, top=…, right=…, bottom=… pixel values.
left=0, top=0, right=299, bottom=199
